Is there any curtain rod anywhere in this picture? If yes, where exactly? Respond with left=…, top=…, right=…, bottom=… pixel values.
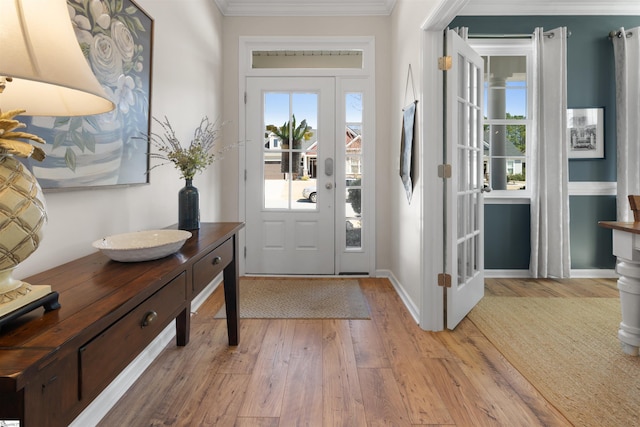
left=468, top=34, right=533, bottom=39
left=467, top=31, right=571, bottom=39
left=609, top=30, right=633, bottom=39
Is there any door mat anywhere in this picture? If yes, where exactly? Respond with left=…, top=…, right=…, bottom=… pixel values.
left=214, top=278, right=370, bottom=319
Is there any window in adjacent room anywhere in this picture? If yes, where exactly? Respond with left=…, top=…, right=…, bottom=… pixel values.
left=470, top=38, right=533, bottom=198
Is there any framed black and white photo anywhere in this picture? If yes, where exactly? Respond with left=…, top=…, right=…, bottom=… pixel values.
left=567, top=108, right=604, bottom=159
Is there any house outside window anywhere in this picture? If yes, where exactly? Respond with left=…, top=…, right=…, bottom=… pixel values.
left=470, top=38, right=534, bottom=199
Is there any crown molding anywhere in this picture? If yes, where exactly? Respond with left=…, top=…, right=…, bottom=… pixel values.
left=214, top=0, right=396, bottom=16
left=459, top=0, right=640, bottom=16
left=422, top=0, right=470, bottom=30
left=214, top=0, right=638, bottom=17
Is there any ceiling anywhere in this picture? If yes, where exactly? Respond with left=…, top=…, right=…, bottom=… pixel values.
left=213, top=0, right=640, bottom=16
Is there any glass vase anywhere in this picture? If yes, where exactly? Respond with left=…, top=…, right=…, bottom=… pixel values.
left=178, top=179, right=199, bottom=230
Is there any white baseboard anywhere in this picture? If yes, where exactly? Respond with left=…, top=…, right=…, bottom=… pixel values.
left=376, top=269, right=420, bottom=324
left=569, top=269, right=617, bottom=278
left=484, top=269, right=531, bottom=278
left=69, top=274, right=223, bottom=427
left=485, top=269, right=617, bottom=279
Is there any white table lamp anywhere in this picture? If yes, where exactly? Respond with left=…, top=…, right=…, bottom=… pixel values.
left=0, top=0, right=115, bottom=325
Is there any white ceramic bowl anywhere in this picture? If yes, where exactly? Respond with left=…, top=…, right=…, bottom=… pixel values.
left=92, top=230, right=193, bottom=262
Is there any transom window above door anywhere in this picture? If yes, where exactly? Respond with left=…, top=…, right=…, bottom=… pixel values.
left=252, top=50, right=363, bottom=69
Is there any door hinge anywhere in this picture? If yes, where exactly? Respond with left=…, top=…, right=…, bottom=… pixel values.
left=438, top=164, right=452, bottom=178
left=244, top=92, right=247, bottom=104
left=438, top=56, right=452, bottom=71
left=438, top=273, right=452, bottom=288
left=244, top=246, right=247, bottom=258
left=244, top=169, right=247, bottom=181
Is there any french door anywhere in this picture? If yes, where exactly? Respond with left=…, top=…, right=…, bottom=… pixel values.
left=445, top=29, right=485, bottom=328
left=245, top=77, right=336, bottom=274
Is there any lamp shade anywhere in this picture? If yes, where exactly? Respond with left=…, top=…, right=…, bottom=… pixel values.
left=0, top=0, right=114, bottom=116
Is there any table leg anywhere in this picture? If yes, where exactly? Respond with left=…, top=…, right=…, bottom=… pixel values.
left=176, top=304, right=190, bottom=346
left=616, top=259, right=640, bottom=356
left=222, top=237, right=240, bottom=346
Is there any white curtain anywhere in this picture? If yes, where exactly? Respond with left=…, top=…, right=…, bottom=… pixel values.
left=612, top=27, right=640, bottom=221
left=530, top=27, right=571, bottom=278
left=453, top=26, right=468, bottom=40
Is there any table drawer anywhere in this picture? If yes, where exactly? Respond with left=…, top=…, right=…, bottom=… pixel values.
left=78, top=272, right=187, bottom=401
left=193, top=237, right=233, bottom=295
left=24, top=352, right=78, bottom=427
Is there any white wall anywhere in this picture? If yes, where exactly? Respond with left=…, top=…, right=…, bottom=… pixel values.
left=16, top=0, right=445, bottom=320
left=15, top=0, right=225, bottom=280
left=220, top=15, right=393, bottom=268
left=388, top=1, right=441, bottom=311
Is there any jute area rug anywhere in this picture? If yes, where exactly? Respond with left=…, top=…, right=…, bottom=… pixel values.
left=214, top=277, right=370, bottom=319
left=468, top=297, right=640, bottom=427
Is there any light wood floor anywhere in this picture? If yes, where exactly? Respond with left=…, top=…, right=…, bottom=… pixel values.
left=99, top=276, right=619, bottom=426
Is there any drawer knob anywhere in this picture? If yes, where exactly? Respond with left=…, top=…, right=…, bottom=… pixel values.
left=212, top=256, right=222, bottom=265
left=142, top=311, right=158, bottom=327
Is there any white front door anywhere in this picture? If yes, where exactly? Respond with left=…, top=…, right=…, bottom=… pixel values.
left=445, top=29, right=485, bottom=329
left=245, top=77, right=336, bottom=274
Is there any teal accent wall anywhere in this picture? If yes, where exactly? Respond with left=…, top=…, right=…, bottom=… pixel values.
left=570, top=195, right=617, bottom=268
left=485, top=204, right=530, bottom=269
left=450, top=15, right=640, bottom=271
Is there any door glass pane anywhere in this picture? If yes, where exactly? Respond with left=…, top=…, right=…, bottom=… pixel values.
left=458, top=146, right=466, bottom=191
left=467, top=193, right=474, bottom=239
left=467, top=234, right=474, bottom=277
left=263, top=91, right=318, bottom=210
left=468, top=147, right=477, bottom=190
left=346, top=186, right=361, bottom=249
left=458, top=193, right=466, bottom=240
left=458, top=54, right=466, bottom=101
left=457, top=242, right=465, bottom=285
left=345, top=92, right=363, bottom=249
left=346, top=219, right=362, bottom=248
left=346, top=93, right=363, bottom=122
left=346, top=155, right=362, bottom=179
left=264, top=153, right=289, bottom=209
left=291, top=93, right=318, bottom=208
left=470, top=63, right=479, bottom=105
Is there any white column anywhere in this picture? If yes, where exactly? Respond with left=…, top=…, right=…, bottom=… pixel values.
left=488, top=76, right=507, bottom=191
left=612, top=230, right=640, bottom=356
left=615, top=259, right=640, bottom=355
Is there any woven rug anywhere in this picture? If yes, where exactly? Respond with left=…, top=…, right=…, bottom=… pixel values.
left=468, top=297, right=640, bottom=427
left=214, top=278, right=370, bottom=319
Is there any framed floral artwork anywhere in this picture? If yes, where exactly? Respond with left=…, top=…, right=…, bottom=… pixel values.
left=23, top=0, right=153, bottom=189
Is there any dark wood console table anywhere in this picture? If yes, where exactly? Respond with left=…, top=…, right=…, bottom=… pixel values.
left=0, top=222, right=243, bottom=427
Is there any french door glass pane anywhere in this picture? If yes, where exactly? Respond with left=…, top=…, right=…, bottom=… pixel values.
left=263, top=91, right=318, bottom=210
